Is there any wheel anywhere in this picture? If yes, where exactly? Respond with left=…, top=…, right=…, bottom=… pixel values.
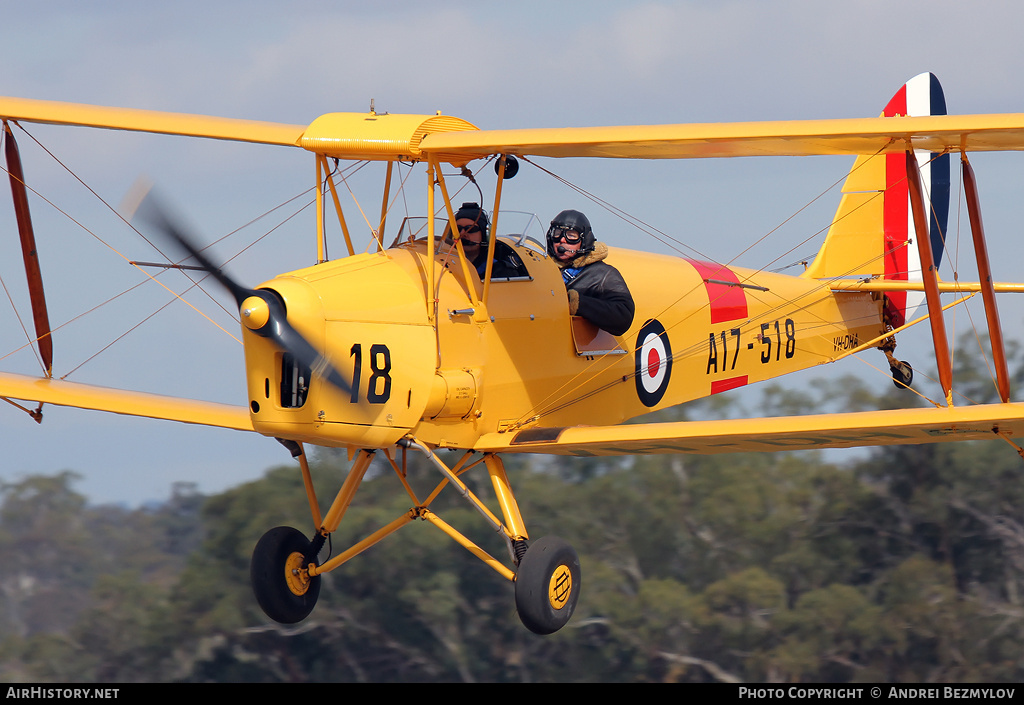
left=251, top=526, right=321, bottom=624
left=890, top=360, right=913, bottom=389
left=514, top=536, right=581, bottom=635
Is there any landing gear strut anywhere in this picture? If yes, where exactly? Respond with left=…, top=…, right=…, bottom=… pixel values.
left=250, top=442, right=582, bottom=635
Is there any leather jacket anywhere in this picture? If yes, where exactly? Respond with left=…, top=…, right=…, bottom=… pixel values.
left=559, top=242, right=635, bottom=336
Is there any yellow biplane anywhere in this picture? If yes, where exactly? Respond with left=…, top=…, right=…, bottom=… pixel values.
left=2, top=73, right=1024, bottom=634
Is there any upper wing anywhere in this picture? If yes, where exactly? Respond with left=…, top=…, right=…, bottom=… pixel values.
left=5, top=96, right=1024, bottom=162
left=0, top=96, right=307, bottom=146
left=474, top=403, right=1024, bottom=456
left=419, top=113, right=1024, bottom=160
left=0, top=97, right=479, bottom=161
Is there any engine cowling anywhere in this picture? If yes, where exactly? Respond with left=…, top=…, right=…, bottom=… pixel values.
left=243, top=250, right=437, bottom=449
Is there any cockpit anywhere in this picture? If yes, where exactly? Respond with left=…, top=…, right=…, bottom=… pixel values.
left=388, top=211, right=547, bottom=282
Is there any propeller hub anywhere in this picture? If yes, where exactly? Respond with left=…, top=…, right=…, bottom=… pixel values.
left=241, top=295, right=271, bottom=331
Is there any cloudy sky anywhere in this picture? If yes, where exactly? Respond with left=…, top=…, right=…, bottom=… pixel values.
left=2, top=1, right=1024, bottom=504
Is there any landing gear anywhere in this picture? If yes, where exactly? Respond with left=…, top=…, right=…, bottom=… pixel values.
left=514, top=537, right=581, bottom=635
left=881, top=336, right=913, bottom=390
left=251, top=526, right=321, bottom=624
left=890, top=359, right=913, bottom=390
left=254, top=443, right=581, bottom=635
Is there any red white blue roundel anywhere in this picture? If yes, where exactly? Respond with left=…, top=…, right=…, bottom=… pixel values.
left=635, top=319, right=672, bottom=407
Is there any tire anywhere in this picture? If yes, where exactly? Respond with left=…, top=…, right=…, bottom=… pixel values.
left=251, top=526, right=321, bottom=624
left=514, top=536, right=581, bottom=635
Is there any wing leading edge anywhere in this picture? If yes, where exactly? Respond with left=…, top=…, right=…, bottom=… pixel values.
left=474, top=404, right=1024, bottom=457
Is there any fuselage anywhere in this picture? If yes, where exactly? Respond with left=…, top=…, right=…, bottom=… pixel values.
left=240, top=237, right=886, bottom=450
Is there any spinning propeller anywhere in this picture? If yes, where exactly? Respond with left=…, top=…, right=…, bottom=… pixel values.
left=131, top=189, right=351, bottom=395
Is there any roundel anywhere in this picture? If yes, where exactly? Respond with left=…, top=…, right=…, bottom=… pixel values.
left=635, top=319, right=672, bottom=407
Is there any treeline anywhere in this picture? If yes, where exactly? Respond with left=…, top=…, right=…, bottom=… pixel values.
left=3, top=346, right=1024, bottom=682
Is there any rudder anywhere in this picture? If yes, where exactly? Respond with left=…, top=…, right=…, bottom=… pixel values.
left=804, top=72, right=950, bottom=328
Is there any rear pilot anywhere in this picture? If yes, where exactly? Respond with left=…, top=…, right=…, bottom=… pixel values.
left=547, top=209, right=634, bottom=336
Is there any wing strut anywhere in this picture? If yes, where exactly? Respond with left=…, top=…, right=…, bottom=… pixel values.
left=961, top=153, right=1011, bottom=403
left=3, top=122, right=52, bottom=421
left=905, top=149, right=953, bottom=405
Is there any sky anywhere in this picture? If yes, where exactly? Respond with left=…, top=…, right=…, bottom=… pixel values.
left=2, top=0, right=1024, bottom=505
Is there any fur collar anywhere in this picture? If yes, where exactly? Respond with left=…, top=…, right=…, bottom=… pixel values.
left=557, top=241, right=608, bottom=269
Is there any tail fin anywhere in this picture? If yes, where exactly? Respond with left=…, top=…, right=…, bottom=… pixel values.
left=804, top=72, right=950, bottom=328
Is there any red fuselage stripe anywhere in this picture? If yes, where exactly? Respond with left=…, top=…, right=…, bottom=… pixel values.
left=711, top=376, right=748, bottom=395
left=687, top=260, right=749, bottom=324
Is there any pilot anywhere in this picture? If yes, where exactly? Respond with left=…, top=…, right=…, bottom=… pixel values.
left=444, top=202, right=528, bottom=280
left=548, top=209, right=635, bottom=336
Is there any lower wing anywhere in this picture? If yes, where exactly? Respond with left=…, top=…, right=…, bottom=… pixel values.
left=0, top=371, right=253, bottom=431
left=475, top=404, right=1024, bottom=456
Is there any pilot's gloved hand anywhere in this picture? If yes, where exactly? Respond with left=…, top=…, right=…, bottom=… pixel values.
left=567, top=289, right=579, bottom=315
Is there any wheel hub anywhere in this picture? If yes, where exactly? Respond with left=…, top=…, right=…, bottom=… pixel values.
left=547, top=563, right=573, bottom=610
left=284, top=550, right=312, bottom=596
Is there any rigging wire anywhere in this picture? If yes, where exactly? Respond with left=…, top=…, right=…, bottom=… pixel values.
left=0, top=122, right=323, bottom=379
left=0, top=270, right=44, bottom=373
left=61, top=194, right=318, bottom=380
left=14, top=124, right=236, bottom=320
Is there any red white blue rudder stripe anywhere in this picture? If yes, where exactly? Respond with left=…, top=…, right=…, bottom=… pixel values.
left=882, top=72, right=950, bottom=328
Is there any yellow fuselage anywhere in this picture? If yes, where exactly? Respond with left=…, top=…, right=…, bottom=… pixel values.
left=242, top=239, right=886, bottom=450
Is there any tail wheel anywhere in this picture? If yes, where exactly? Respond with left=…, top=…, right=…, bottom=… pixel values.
left=514, top=536, right=581, bottom=635
left=890, top=360, right=913, bottom=389
left=251, top=526, right=321, bottom=624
